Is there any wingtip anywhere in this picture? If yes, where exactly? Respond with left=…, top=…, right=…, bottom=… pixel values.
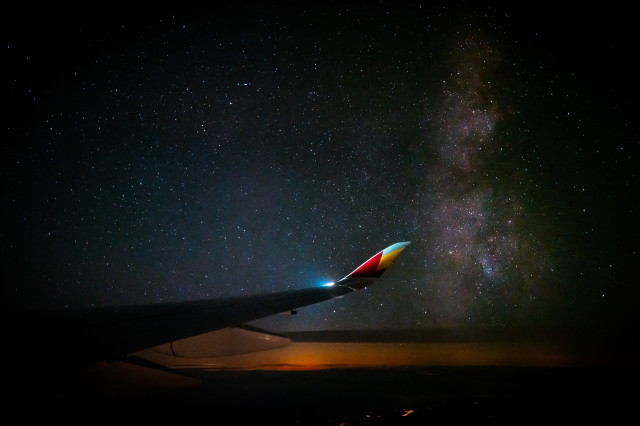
left=394, top=241, right=411, bottom=248
left=337, top=241, right=411, bottom=290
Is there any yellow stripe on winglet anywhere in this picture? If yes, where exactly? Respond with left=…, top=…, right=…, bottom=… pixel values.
left=376, top=242, right=410, bottom=271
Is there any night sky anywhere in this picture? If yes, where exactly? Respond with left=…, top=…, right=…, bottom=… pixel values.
left=3, top=2, right=637, bottom=338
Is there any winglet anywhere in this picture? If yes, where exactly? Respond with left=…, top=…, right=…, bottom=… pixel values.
left=337, top=242, right=410, bottom=290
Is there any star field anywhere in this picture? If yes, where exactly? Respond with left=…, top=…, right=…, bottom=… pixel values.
left=3, top=2, right=637, bottom=337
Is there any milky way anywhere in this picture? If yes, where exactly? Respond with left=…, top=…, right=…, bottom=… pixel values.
left=4, top=3, right=636, bottom=335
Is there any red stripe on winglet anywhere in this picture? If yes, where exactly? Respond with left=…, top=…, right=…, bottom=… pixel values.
left=348, top=251, right=382, bottom=277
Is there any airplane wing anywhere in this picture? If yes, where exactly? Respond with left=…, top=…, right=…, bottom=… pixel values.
left=7, top=241, right=410, bottom=391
